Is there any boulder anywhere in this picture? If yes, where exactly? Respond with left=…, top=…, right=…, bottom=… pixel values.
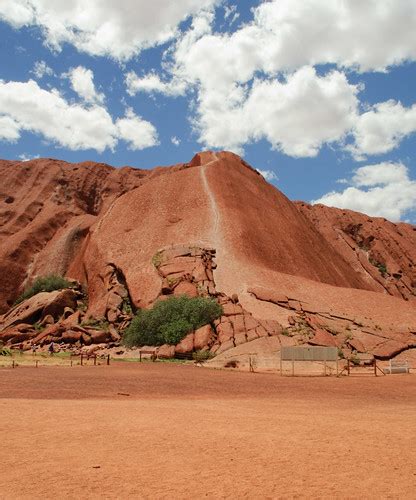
left=42, top=289, right=79, bottom=319
left=60, top=330, right=83, bottom=344
left=373, top=340, right=409, bottom=359
left=0, top=289, right=79, bottom=332
left=309, top=329, right=338, bottom=347
left=175, top=333, right=194, bottom=354
left=90, top=330, right=110, bottom=344
left=40, top=314, right=55, bottom=326
left=347, top=337, right=365, bottom=352
left=222, top=302, right=244, bottom=316
left=157, top=344, right=176, bottom=359
left=194, top=324, right=213, bottom=350
left=217, top=321, right=234, bottom=343
left=173, top=281, right=198, bottom=297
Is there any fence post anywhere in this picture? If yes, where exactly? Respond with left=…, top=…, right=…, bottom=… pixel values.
left=94, top=355, right=97, bottom=366
left=35, top=360, right=38, bottom=368
left=139, top=351, right=142, bottom=362
left=347, top=359, right=350, bottom=376
left=107, top=354, right=110, bottom=366
left=80, top=354, right=83, bottom=366
left=374, top=359, right=377, bottom=377
left=292, top=351, right=295, bottom=377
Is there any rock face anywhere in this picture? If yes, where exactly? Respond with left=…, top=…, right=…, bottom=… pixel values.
left=0, top=152, right=415, bottom=359
left=296, top=202, right=416, bottom=300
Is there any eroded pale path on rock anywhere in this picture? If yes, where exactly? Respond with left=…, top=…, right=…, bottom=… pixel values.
left=199, top=152, right=221, bottom=248
left=199, top=153, right=252, bottom=301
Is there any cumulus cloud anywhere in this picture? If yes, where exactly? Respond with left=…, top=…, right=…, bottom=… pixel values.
left=195, top=67, right=359, bottom=156
left=347, top=100, right=416, bottom=159
left=0, top=79, right=158, bottom=152
left=0, top=0, right=220, bottom=60
left=0, top=115, right=21, bottom=142
left=19, top=153, right=40, bottom=161
left=125, top=71, right=186, bottom=97
left=65, top=66, right=104, bottom=104
left=171, top=136, right=181, bottom=146
left=313, top=162, right=416, bottom=221
left=2, top=1, right=416, bottom=159
left=31, top=60, right=54, bottom=79
left=116, top=108, right=159, bottom=150
left=257, top=169, right=278, bottom=182
left=140, top=0, right=416, bottom=156
left=223, top=5, right=239, bottom=26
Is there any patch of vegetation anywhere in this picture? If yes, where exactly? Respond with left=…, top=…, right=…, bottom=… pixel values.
left=81, top=318, right=110, bottom=331
left=281, top=328, right=291, bottom=337
left=369, top=258, right=388, bottom=277
left=167, top=276, right=180, bottom=287
left=121, top=297, right=133, bottom=316
left=151, top=251, right=164, bottom=269
left=192, top=350, right=214, bottom=362
left=0, top=346, right=12, bottom=356
left=337, top=348, right=345, bottom=359
left=33, top=322, right=44, bottom=333
left=15, top=275, right=74, bottom=305
left=77, top=301, right=88, bottom=313
left=123, top=295, right=223, bottom=347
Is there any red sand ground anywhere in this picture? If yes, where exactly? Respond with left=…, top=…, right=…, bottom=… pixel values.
left=1, top=363, right=415, bottom=498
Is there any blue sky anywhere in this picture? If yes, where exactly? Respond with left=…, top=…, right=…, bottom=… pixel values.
left=0, top=0, right=415, bottom=222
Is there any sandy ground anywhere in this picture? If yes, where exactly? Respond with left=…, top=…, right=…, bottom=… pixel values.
left=0, top=363, right=415, bottom=499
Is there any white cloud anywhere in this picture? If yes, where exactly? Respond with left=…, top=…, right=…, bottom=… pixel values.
left=116, top=108, right=159, bottom=150
left=0, top=0, right=220, bottom=60
left=125, top=71, right=186, bottom=97
left=313, top=162, right=416, bottom=221
left=257, top=169, right=278, bottom=182
left=19, top=153, right=40, bottom=161
left=0, top=115, right=21, bottom=142
left=32, top=60, right=54, bottom=79
left=0, top=79, right=158, bottom=152
left=224, top=5, right=239, bottom=25
left=171, top=136, right=181, bottom=146
left=347, top=100, right=416, bottom=159
left=194, top=67, right=359, bottom=157
left=65, top=66, right=104, bottom=104
left=143, top=0, right=416, bottom=156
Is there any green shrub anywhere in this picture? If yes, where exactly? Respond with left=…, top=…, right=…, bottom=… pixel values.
left=15, top=275, right=73, bottom=305
left=0, top=346, right=12, bottom=356
left=192, top=350, right=214, bottom=362
left=123, top=295, right=223, bottom=347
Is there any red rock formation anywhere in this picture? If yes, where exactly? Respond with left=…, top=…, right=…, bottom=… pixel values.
left=295, top=202, right=416, bottom=300
left=0, top=152, right=415, bottom=359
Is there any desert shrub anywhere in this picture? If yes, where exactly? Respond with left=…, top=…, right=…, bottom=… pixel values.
left=81, top=318, right=110, bottom=331
left=192, top=350, right=214, bottom=362
left=0, top=346, right=12, bottom=356
left=123, top=295, right=223, bottom=347
left=15, top=275, right=73, bottom=305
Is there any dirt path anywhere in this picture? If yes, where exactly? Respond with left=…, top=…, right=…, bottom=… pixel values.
left=1, top=364, right=415, bottom=498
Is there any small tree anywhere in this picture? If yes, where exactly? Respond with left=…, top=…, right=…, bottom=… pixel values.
left=123, top=295, right=222, bottom=347
left=15, top=275, right=74, bottom=305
